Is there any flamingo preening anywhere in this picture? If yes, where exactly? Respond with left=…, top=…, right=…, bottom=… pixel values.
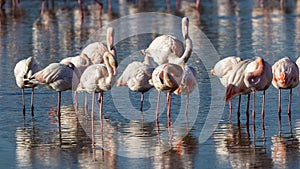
left=14, top=56, right=40, bottom=116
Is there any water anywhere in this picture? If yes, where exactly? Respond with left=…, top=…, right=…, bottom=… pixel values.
left=2, top=0, right=300, bottom=168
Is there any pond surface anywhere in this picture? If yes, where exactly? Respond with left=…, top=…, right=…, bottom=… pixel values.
left=1, top=0, right=300, bottom=168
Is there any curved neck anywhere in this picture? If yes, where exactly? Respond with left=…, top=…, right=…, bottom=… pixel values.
left=252, top=58, right=264, bottom=77
left=103, top=56, right=114, bottom=84
left=178, top=35, right=192, bottom=64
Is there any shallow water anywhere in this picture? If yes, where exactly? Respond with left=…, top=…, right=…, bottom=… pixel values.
left=2, top=0, right=300, bottom=168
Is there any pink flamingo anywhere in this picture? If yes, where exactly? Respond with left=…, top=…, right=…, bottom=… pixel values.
left=210, top=56, right=242, bottom=116
left=117, top=55, right=154, bottom=111
left=150, top=63, right=183, bottom=124
left=272, top=57, right=299, bottom=122
left=76, top=52, right=117, bottom=120
left=244, top=57, right=272, bottom=125
left=225, top=59, right=252, bottom=123
left=14, top=56, right=40, bottom=116
left=142, top=17, right=191, bottom=65
left=174, top=64, right=197, bottom=117
left=60, top=53, right=92, bottom=110
left=27, top=62, right=81, bottom=120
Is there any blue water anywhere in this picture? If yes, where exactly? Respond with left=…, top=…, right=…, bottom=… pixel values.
left=1, top=0, right=300, bottom=168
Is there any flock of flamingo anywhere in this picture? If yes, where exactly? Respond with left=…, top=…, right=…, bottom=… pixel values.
left=14, top=17, right=197, bottom=124
left=13, top=15, right=300, bottom=127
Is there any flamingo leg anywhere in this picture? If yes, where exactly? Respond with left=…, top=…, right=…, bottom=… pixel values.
left=85, top=92, right=88, bottom=113
left=57, top=91, right=61, bottom=124
left=74, top=91, right=78, bottom=115
left=22, top=88, right=25, bottom=116
left=252, top=91, right=256, bottom=124
left=156, top=91, right=161, bottom=121
left=78, top=0, right=84, bottom=21
left=278, top=88, right=281, bottom=122
left=92, top=92, right=95, bottom=118
left=246, top=94, right=250, bottom=125
left=262, top=90, right=265, bottom=126
left=99, top=92, right=103, bottom=120
left=167, top=92, right=172, bottom=126
left=237, top=95, right=241, bottom=123
left=229, top=100, right=232, bottom=119
left=31, top=88, right=34, bottom=117
left=288, top=88, right=292, bottom=121
left=140, top=92, right=144, bottom=112
left=91, top=91, right=95, bottom=159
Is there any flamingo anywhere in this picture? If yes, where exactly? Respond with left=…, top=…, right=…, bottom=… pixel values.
left=76, top=52, right=117, bottom=120
left=27, top=62, right=81, bottom=120
left=272, top=57, right=299, bottom=121
left=117, top=55, right=154, bottom=111
left=60, top=53, right=92, bottom=110
left=225, top=59, right=252, bottom=123
left=81, top=27, right=117, bottom=65
left=244, top=57, right=272, bottom=124
left=174, top=64, right=197, bottom=117
left=14, top=56, right=40, bottom=116
left=150, top=63, right=183, bottom=124
left=210, top=56, right=242, bottom=116
left=142, top=17, right=191, bottom=66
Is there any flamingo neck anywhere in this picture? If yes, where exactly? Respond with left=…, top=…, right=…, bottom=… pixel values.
left=252, top=58, right=264, bottom=77
left=178, top=35, right=192, bottom=64
left=104, top=57, right=114, bottom=84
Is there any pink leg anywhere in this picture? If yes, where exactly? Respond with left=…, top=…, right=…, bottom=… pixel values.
left=252, top=91, right=255, bottom=124
left=91, top=92, right=95, bottom=160
left=22, top=88, right=25, bottom=116
left=156, top=91, right=161, bottom=121
left=229, top=100, right=232, bottom=118
left=107, top=0, right=111, bottom=10
left=167, top=92, right=172, bottom=126
left=278, top=88, right=281, bottom=121
left=92, top=92, right=95, bottom=125
left=74, top=91, right=78, bottom=115
left=196, top=0, right=200, bottom=9
left=31, top=88, right=34, bottom=116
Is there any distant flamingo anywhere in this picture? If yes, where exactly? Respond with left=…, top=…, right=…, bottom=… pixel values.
left=150, top=63, right=183, bottom=124
left=82, top=27, right=117, bottom=65
left=272, top=57, right=299, bottom=121
left=142, top=17, right=191, bottom=65
left=14, top=56, right=40, bottom=116
left=225, top=59, right=252, bottom=123
left=77, top=52, right=117, bottom=120
left=117, top=55, right=154, bottom=111
left=210, top=56, right=242, bottom=116
left=244, top=57, right=272, bottom=124
left=27, top=62, right=81, bottom=120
